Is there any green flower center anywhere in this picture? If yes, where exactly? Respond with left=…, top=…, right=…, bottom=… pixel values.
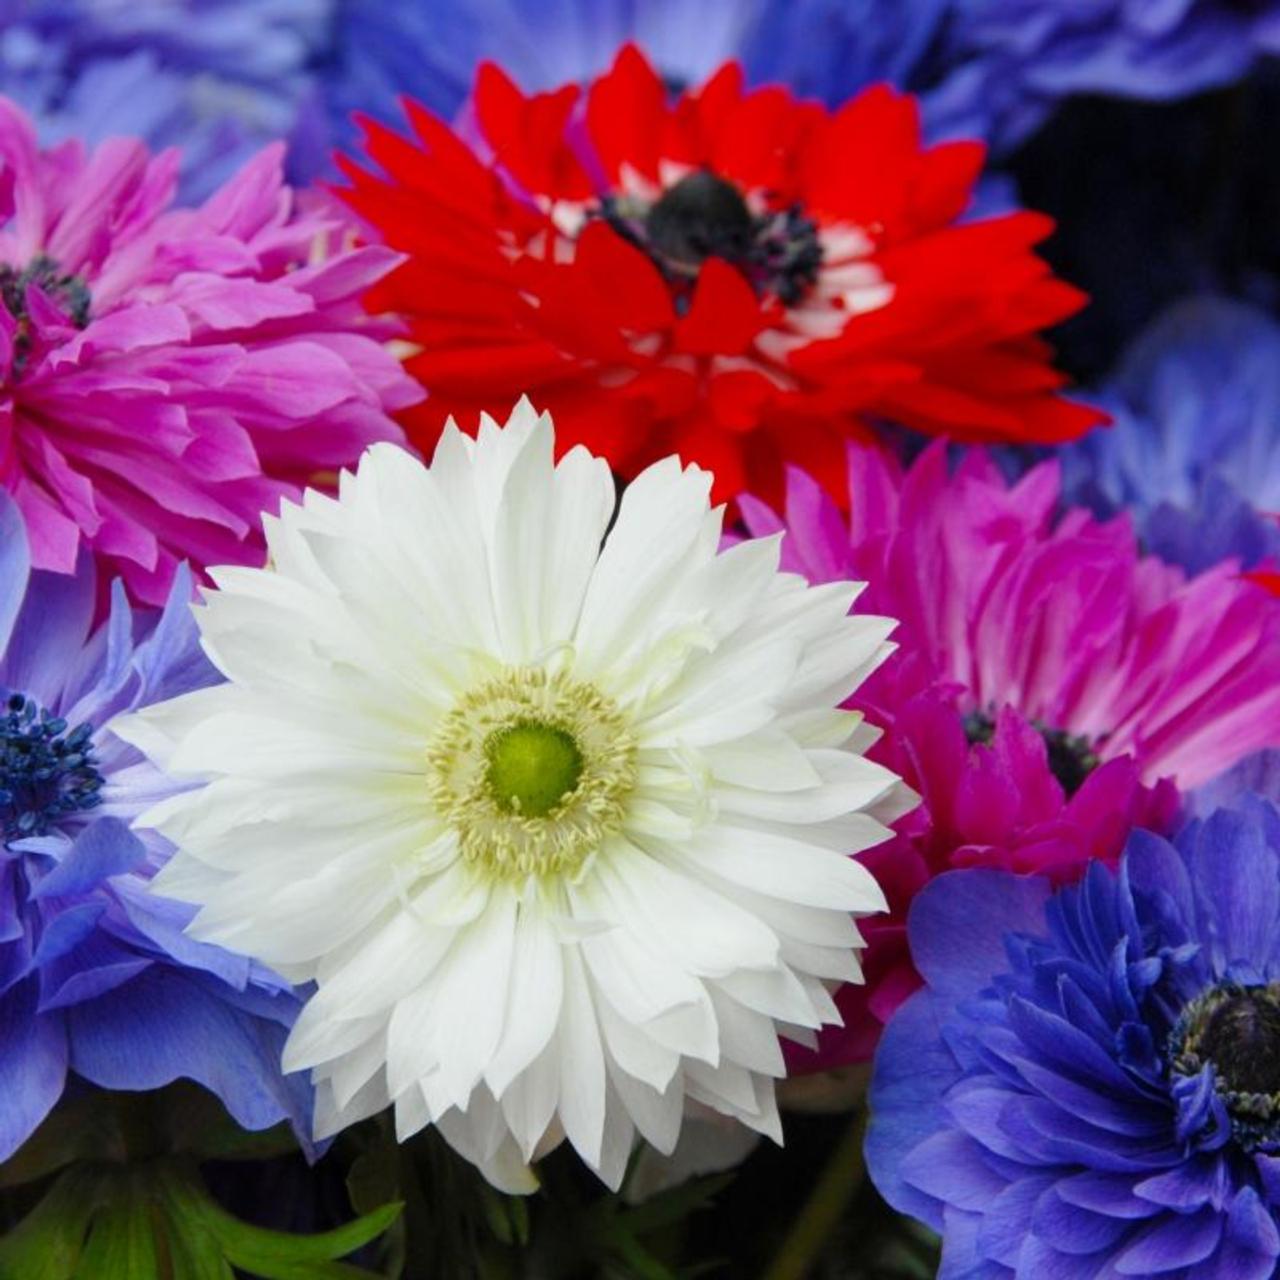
left=485, top=720, right=584, bottom=817
left=426, top=666, right=636, bottom=882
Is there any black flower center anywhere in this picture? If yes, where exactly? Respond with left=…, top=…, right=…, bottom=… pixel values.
left=0, top=255, right=91, bottom=377
left=596, top=170, right=823, bottom=307
left=0, top=694, right=103, bottom=842
left=1172, top=984, right=1280, bottom=1151
left=963, top=712, right=1100, bottom=797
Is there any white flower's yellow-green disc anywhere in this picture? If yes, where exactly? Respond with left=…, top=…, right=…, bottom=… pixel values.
left=116, top=398, right=913, bottom=1194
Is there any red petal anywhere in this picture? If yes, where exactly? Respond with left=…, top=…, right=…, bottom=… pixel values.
left=475, top=62, right=591, bottom=199
left=586, top=44, right=669, bottom=184
left=674, top=259, right=766, bottom=355
left=575, top=221, right=675, bottom=332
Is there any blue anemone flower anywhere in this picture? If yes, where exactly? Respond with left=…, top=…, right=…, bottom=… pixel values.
left=948, top=0, right=1280, bottom=151
left=0, top=494, right=311, bottom=1163
left=868, top=796, right=1280, bottom=1279
left=319, top=0, right=972, bottom=159
left=1062, top=297, right=1280, bottom=575
left=0, top=0, right=332, bottom=201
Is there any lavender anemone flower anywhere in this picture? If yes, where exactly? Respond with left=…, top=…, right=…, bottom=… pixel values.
left=868, top=796, right=1280, bottom=1279
left=0, top=492, right=310, bottom=1163
left=1064, top=297, right=1280, bottom=576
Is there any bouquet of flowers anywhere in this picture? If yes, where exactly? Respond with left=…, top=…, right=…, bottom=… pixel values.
left=0, top=3, right=1276, bottom=1277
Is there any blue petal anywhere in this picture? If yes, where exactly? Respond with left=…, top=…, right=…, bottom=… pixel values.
left=1184, top=805, right=1280, bottom=974
left=0, top=978, right=67, bottom=1162
left=899, top=1130, right=1009, bottom=1211
left=31, top=901, right=107, bottom=967
left=975, top=1175, right=1058, bottom=1267
left=3, top=558, right=96, bottom=712
left=907, top=870, right=1052, bottom=1000
left=1012, top=1232, right=1110, bottom=1280
left=1114, top=1206, right=1222, bottom=1275
left=1205, top=1187, right=1280, bottom=1280
left=1192, top=752, right=1280, bottom=817
left=31, top=818, right=148, bottom=900
left=1134, top=1155, right=1232, bottom=1213
left=866, top=989, right=966, bottom=1227
left=1031, top=1186, right=1131, bottom=1255
left=131, top=564, right=218, bottom=707
left=0, top=489, right=32, bottom=660
left=109, top=876, right=251, bottom=991
left=1056, top=1170, right=1164, bottom=1221
left=66, top=967, right=316, bottom=1155
left=39, top=956, right=153, bottom=1013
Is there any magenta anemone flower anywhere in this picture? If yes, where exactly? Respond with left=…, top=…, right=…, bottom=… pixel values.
left=0, top=97, right=421, bottom=604
left=742, top=442, right=1280, bottom=1067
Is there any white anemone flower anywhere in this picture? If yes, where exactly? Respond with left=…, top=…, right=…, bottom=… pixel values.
left=115, top=399, right=914, bottom=1191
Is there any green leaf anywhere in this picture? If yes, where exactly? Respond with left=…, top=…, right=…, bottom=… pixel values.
left=613, top=1174, right=735, bottom=1237
left=72, top=1173, right=159, bottom=1280
left=606, top=1232, right=682, bottom=1280
left=161, top=1159, right=401, bottom=1279
left=158, top=1213, right=236, bottom=1280
left=345, top=1144, right=400, bottom=1218
left=479, top=1182, right=530, bottom=1248
left=0, top=1167, right=104, bottom=1280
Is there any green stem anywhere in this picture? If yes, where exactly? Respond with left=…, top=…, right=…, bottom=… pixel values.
left=760, top=1109, right=867, bottom=1280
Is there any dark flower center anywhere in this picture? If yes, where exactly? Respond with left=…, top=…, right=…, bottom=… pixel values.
left=963, top=711, right=1100, bottom=796
left=1171, top=983, right=1280, bottom=1151
left=0, top=694, right=103, bottom=842
left=0, top=255, right=91, bottom=376
left=597, top=170, right=823, bottom=307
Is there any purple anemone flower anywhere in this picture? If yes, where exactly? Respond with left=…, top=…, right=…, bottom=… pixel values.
left=1063, top=297, right=1280, bottom=577
left=0, top=491, right=310, bottom=1164
left=868, top=795, right=1280, bottom=1279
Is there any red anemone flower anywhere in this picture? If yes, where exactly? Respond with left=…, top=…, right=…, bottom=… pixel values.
left=339, top=45, right=1103, bottom=504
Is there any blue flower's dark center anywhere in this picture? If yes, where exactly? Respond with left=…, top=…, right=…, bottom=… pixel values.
left=0, top=694, right=103, bottom=842
left=597, top=170, right=823, bottom=307
left=1171, top=983, right=1280, bottom=1151
left=0, top=255, right=91, bottom=377
left=963, top=711, right=1100, bottom=797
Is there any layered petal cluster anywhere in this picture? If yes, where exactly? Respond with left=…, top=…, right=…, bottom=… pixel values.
left=743, top=442, right=1280, bottom=791
left=948, top=0, right=1280, bottom=149
left=339, top=44, right=1098, bottom=508
left=0, top=97, right=420, bottom=605
left=0, top=493, right=309, bottom=1164
left=868, top=798, right=1280, bottom=1280
left=0, top=0, right=334, bottom=201
left=1063, top=297, right=1280, bottom=576
left=743, top=442, right=1280, bottom=1065
left=118, top=400, right=912, bottom=1191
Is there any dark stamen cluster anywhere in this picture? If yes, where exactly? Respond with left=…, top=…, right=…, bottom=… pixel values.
left=1171, top=983, right=1280, bottom=1152
left=0, top=694, right=103, bottom=841
left=963, top=710, right=1101, bottom=796
left=0, top=254, right=92, bottom=376
left=596, top=170, right=823, bottom=309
